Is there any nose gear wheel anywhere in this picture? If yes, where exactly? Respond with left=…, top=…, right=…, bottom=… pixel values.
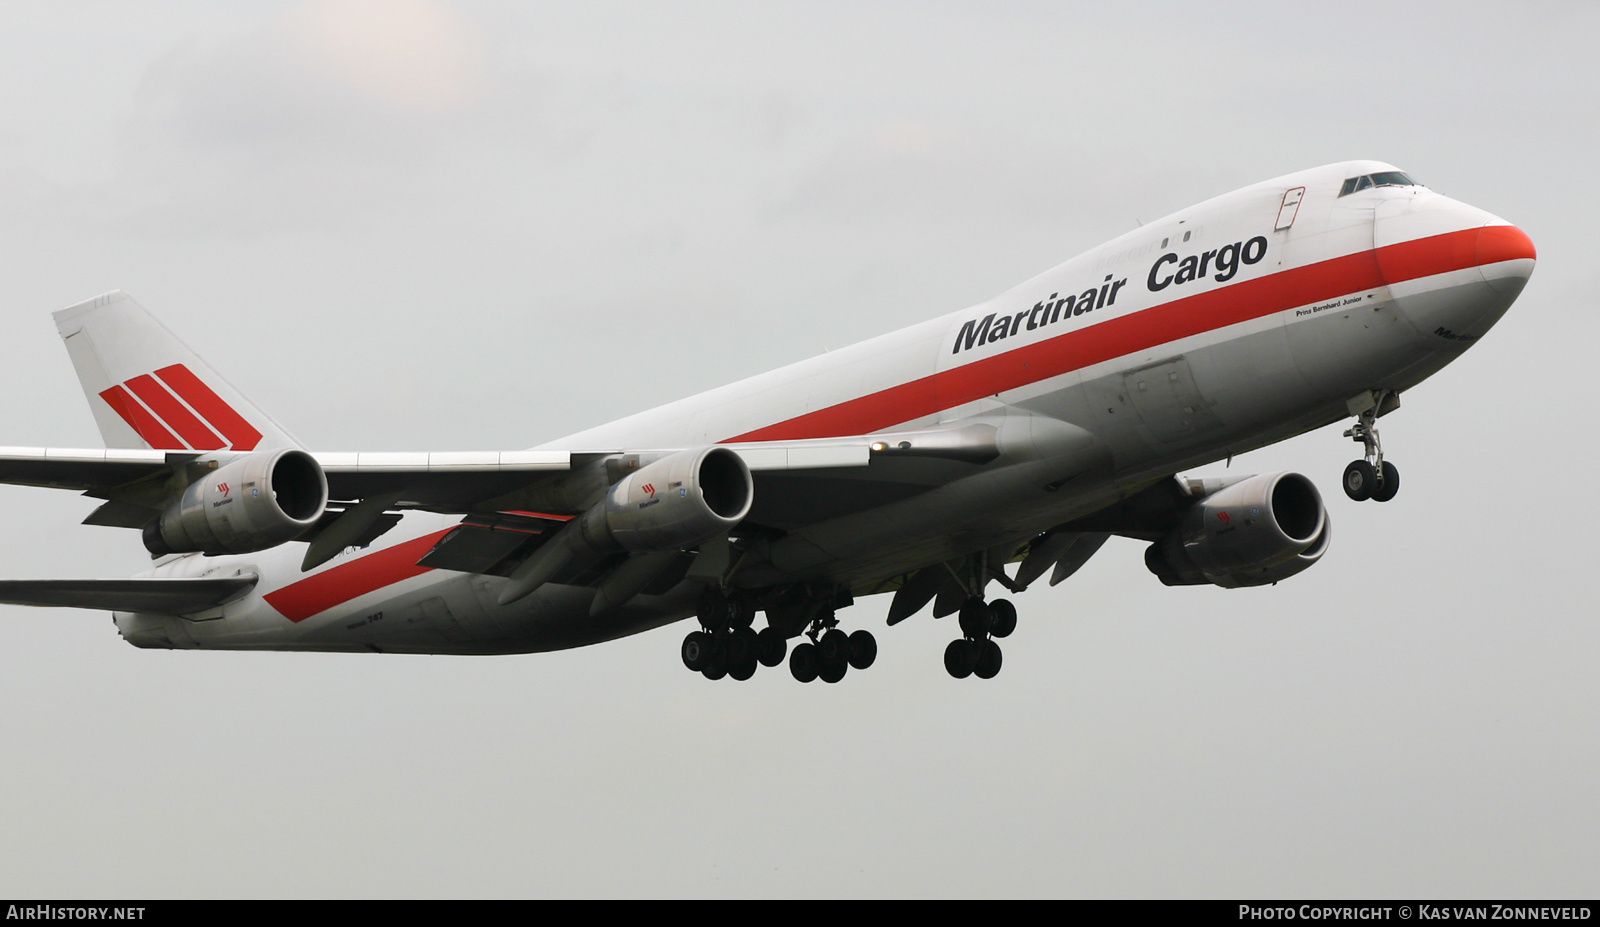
left=1343, top=389, right=1401, bottom=503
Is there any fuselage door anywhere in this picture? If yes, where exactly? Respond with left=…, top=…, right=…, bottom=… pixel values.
left=1275, top=187, right=1306, bottom=231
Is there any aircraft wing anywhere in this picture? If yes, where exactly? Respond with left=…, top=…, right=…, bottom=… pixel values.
left=0, top=441, right=877, bottom=510
left=0, top=427, right=993, bottom=573
left=0, top=425, right=993, bottom=519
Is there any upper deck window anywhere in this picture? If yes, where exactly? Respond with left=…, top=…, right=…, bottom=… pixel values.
left=1339, top=171, right=1419, bottom=197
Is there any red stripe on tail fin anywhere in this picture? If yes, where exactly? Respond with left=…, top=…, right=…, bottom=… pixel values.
left=124, top=375, right=226, bottom=450
left=154, top=364, right=263, bottom=451
left=98, top=384, right=185, bottom=450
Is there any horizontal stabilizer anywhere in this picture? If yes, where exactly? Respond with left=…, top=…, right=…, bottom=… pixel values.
left=0, top=576, right=257, bottom=613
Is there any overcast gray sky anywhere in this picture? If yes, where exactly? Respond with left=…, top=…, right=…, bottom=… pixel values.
left=1, top=0, right=1596, bottom=898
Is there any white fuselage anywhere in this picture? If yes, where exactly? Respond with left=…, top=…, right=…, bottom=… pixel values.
left=115, top=161, right=1535, bottom=653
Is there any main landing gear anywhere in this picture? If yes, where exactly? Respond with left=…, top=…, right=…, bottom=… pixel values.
left=943, top=597, right=1015, bottom=680
left=680, top=587, right=786, bottom=682
left=679, top=587, right=877, bottom=684
left=1342, top=390, right=1400, bottom=503
left=787, top=610, right=876, bottom=685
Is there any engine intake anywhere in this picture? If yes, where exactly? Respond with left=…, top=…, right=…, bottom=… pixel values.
left=1145, top=471, right=1331, bottom=588
left=144, top=449, right=329, bottom=557
left=580, top=446, right=753, bottom=553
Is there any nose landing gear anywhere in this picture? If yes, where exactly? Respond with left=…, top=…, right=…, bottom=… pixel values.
left=1343, top=389, right=1400, bottom=503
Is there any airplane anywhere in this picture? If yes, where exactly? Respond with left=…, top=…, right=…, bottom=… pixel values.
left=0, top=160, right=1535, bottom=682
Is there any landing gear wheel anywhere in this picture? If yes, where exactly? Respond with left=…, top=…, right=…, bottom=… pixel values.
left=728, top=656, right=757, bottom=681
left=958, top=599, right=992, bottom=639
left=974, top=639, right=1003, bottom=679
left=816, top=629, right=850, bottom=683
left=702, top=650, right=728, bottom=681
left=681, top=631, right=715, bottom=672
left=696, top=587, right=730, bottom=632
left=989, top=599, right=1017, bottom=639
left=818, top=628, right=851, bottom=665
left=944, top=639, right=978, bottom=679
left=847, top=630, right=877, bottom=670
left=756, top=627, right=787, bottom=667
left=725, top=627, right=757, bottom=668
left=730, top=600, right=756, bottom=629
left=1371, top=461, right=1400, bottom=503
left=789, top=642, right=819, bottom=683
left=1343, top=390, right=1400, bottom=503
left=1343, top=460, right=1376, bottom=502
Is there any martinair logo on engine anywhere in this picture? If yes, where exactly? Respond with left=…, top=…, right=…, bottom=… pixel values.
left=218, top=482, right=231, bottom=497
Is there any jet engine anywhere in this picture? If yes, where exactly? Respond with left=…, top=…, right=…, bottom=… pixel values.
left=144, top=449, right=329, bottom=557
left=577, top=446, right=753, bottom=553
left=1144, top=471, right=1331, bottom=588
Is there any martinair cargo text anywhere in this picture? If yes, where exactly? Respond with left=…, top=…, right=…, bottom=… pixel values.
left=0, top=161, right=1535, bottom=681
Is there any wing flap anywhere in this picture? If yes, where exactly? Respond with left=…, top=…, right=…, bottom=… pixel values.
left=416, top=511, right=573, bottom=576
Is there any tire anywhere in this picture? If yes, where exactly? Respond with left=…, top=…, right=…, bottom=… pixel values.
left=989, top=599, right=1017, bottom=639
left=1343, top=460, right=1376, bottom=501
left=702, top=651, right=728, bottom=681
left=818, top=656, right=848, bottom=684
left=958, top=599, right=991, bottom=639
left=818, top=628, right=850, bottom=664
left=757, top=627, right=787, bottom=667
left=847, top=630, right=877, bottom=670
left=728, top=656, right=757, bottom=681
left=975, top=639, right=1002, bottom=679
left=790, top=642, right=819, bottom=683
left=725, top=627, right=757, bottom=667
left=696, top=586, right=730, bottom=632
left=681, top=631, right=715, bottom=672
left=944, top=639, right=978, bottom=679
left=1371, top=461, right=1400, bottom=502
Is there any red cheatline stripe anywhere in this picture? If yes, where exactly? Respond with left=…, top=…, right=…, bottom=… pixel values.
left=98, top=384, right=184, bottom=450
left=1477, top=224, right=1536, bottom=264
left=727, top=226, right=1534, bottom=442
left=154, top=364, right=264, bottom=451
left=123, top=374, right=226, bottom=450
left=263, top=528, right=453, bottom=623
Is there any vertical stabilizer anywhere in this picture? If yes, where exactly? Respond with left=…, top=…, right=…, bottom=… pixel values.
left=53, top=291, right=302, bottom=451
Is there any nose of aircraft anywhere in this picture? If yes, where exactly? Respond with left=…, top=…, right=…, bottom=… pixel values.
left=1376, top=193, right=1535, bottom=346
left=1476, top=222, right=1537, bottom=298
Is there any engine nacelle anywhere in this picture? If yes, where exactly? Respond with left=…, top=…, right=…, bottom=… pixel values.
left=144, top=449, right=329, bottom=556
left=578, top=446, right=753, bottom=553
left=1145, top=471, right=1330, bottom=588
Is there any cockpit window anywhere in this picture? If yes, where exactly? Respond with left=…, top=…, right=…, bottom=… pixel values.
left=1339, top=171, right=1419, bottom=197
